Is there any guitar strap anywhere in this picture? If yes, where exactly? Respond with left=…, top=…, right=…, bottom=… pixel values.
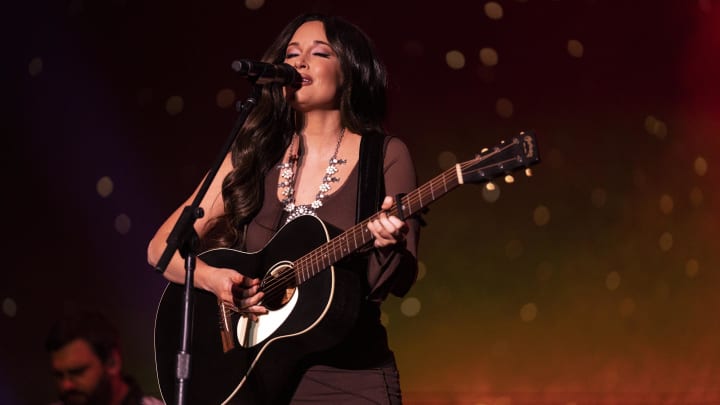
left=355, top=132, right=389, bottom=222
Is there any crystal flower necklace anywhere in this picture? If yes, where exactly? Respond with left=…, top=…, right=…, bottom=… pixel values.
left=278, top=128, right=347, bottom=223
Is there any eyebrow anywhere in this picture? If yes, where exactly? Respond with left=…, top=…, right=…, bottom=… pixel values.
left=287, top=40, right=332, bottom=48
left=52, top=365, right=90, bottom=377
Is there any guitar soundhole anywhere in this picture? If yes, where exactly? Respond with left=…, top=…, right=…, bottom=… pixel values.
left=262, top=265, right=297, bottom=311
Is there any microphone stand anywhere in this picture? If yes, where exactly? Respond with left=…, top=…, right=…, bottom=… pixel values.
left=154, top=83, right=262, bottom=405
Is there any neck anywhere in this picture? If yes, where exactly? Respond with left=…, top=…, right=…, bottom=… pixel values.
left=299, top=111, right=342, bottom=137
left=297, top=111, right=344, bottom=157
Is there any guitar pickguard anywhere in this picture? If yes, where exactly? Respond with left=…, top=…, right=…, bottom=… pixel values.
left=237, top=271, right=299, bottom=348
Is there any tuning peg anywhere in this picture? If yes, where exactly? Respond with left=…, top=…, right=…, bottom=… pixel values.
left=525, top=168, right=533, bottom=177
left=485, top=182, right=496, bottom=191
left=505, top=174, right=515, bottom=184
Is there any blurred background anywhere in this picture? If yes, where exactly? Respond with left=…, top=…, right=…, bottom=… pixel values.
left=5, top=0, right=719, bottom=404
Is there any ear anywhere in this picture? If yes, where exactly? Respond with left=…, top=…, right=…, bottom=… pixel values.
left=105, top=349, right=122, bottom=376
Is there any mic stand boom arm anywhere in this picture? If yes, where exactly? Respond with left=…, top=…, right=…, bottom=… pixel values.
left=154, top=84, right=262, bottom=405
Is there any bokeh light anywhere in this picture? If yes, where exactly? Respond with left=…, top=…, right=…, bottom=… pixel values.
left=484, top=2, right=504, bottom=20
left=479, top=47, right=499, bottom=67
left=96, top=176, right=114, bottom=198
left=28, top=57, right=43, bottom=77
left=445, top=50, right=466, bottom=70
left=495, top=97, right=513, bottom=118
left=165, top=96, right=184, bottom=116
left=400, top=297, right=422, bottom=317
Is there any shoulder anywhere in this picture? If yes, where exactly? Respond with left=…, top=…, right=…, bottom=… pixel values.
left=385, top=135, right=410, bottom=152
left=383, top=135, right=413, bottom=163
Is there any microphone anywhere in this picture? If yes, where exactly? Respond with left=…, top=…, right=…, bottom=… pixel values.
left=231, top=59, right=302, bottom=88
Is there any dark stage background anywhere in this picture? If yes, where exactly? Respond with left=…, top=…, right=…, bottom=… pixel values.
left=5, top=0, right=719, bottom=404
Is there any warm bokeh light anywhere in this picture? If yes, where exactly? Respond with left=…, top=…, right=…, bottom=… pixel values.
left=482, top=182, right=500, bottom=202
left=437, top=150, right=457, bottom=170
left=591, top=187, right=607, bottom=208
left=495, top=97, right=513, bottom=118
left=216, top=88, right=236, bottom=109
left=645, top=115, right=668, bottom=139
left=505, top=239, right=524, bottom=259
left=685, top=258, right=699, bottom=278
left=479, top=47, right=499, bottom=67
left=417, top=261, right=427, bottom=281
left=2, top=297, right=17, bottom=318
left=689, top=186, right=704, bottom=207
left=605, top=271, right=621, bottom=291
left=445, top=50, right=466, bottom=69
left=533, top=205, right=550, bottom=226
left=659, top=231, right=673, bottom=251
left=165, top=95, right=184, bottom=116
left=520, top=302, right=538, bottom=322
left=28, top=57, right=43, bottom=77
left=96, top=176, right=114, bottom=198
left=484, top=2, right=504, bottom=20
left=114, top=213, right=131, bottom=235
left=536, top=261, right=554, bottom=281
left=659, top=194, right=674, bottom=214
left=567, top=39, right=584, bottom=58
left=698, top=0, right=713, bottom=13
left=245, top=0, right=265, bottom=10
left=400, top=297, right=422, bottom=317
left=619, top=297, right=636, bottom=317
left=693, top=156, right=708, bottom=176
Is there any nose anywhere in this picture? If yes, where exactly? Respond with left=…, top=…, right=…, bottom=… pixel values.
left=59, top=375, right=76, bottom=391
left=293, top=57, right=307, bottom=69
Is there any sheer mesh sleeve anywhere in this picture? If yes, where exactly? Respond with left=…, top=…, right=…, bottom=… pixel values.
left=366, top=136, right=421, bottom=302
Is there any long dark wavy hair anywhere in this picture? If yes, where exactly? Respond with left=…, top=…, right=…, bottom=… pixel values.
left=206, top=13, right=389, bottom=248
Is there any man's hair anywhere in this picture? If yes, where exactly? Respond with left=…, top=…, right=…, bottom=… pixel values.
left=45, top=309, right=121, bottom=363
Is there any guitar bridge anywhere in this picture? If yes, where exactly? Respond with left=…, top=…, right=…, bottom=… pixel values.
left=218, top=301, right=236, bottom=353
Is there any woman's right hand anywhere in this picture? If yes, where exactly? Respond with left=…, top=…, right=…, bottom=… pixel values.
left=206, top=268, right=268, bottom=321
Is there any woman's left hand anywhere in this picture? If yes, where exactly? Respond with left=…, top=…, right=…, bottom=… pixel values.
left=367, top=196, right=408, bottom=248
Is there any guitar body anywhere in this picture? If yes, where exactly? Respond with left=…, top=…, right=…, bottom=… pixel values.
left=154, top=215, right=362, bottom=405
left=153, top=131, right=541, bottom=405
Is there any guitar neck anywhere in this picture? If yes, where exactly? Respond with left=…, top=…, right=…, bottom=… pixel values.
left=293, top=130, right=541, bottom=284
left=293, top=165, right=462, bottom=284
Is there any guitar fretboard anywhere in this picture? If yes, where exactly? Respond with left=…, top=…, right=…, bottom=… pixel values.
left=290, top=132, right=538, bottom=285
left=293, top=164, right=462, bottom=284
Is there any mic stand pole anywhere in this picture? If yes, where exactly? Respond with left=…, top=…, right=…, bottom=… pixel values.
left=154, top=83, right=262, bottom=405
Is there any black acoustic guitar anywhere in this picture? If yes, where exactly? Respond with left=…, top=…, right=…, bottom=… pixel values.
left=154, top=131, right=540, bottom=404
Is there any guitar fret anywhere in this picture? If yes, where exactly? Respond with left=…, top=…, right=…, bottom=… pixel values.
left=304, top=261, right=311, bottom=281
left=295, top=262, right=304, bottom=283
left=289, top=131, right=538, bottom=289
left=325, top=244, right=333, bottom=265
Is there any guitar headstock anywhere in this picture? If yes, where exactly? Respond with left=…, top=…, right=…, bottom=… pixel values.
left=459, top=130, right=540, bottom=185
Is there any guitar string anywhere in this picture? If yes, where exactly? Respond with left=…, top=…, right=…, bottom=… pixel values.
left=254, top=154, right=521, bottom=303
left=255, top=166, right=446, bottom=302
left=250, top=150, right=524, bottom=308
left=255, top=154, right=521, bottom=302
